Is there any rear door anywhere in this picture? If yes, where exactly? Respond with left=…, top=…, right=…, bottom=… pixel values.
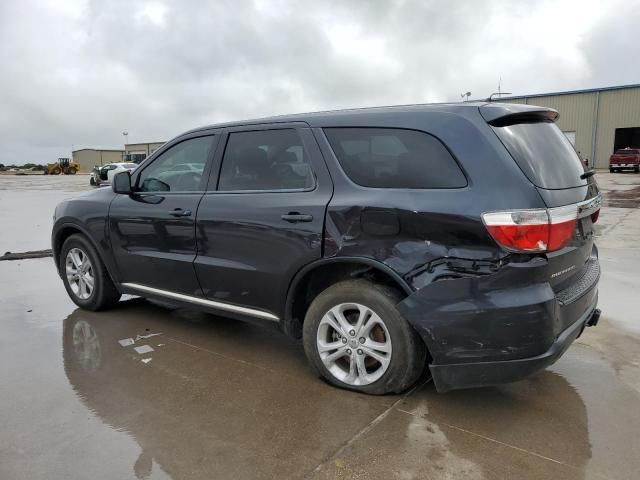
left=487, top=113, right=600, bottom=292
left=194, top=124, right=333, bottom=320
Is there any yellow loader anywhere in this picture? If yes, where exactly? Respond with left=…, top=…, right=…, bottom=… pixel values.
left=45, top=158, right=78, bottom=175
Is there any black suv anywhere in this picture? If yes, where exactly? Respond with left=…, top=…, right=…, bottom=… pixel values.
left=52, top=103, right=601, bottom=394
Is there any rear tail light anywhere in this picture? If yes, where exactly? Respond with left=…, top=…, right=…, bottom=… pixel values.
left=482, top=196, right=601, bottom=253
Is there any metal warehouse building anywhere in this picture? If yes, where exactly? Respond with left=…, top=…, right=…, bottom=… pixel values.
left=72, top=148, right=124, bottom=173
left=124, top=142, right=165, bottom=163
left=496, top=84, right=640, bottom=169
left=71, top=141, right=165, bottom=172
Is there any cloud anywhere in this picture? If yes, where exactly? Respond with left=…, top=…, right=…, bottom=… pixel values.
left=0, top=0, right=637, bottom=164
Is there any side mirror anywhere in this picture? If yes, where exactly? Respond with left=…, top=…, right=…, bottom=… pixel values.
left=112, top=171, right=132, bottom=194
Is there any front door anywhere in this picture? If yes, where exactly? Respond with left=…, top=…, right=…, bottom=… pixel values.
left=109, top=134, right=218, bottom=295
left=194, top=126, right=333, bottom=319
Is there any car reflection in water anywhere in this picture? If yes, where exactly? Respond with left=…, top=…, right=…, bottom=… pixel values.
left=62, top=306, right=592, bottom=479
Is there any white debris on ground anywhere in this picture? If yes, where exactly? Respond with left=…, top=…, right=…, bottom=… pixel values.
left=135, top=332, right=163, bottom=341
left=134, top=345, right=154, bottom=355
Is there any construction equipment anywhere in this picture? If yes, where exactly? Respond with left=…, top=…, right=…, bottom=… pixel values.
left=45, top=158, right=78, bottom=175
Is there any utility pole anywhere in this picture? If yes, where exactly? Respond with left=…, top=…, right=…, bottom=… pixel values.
left=122, top=132, right=129, bottom=162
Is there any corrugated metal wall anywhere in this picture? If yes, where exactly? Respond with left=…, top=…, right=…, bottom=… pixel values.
left=72, top=150, right=124, bottom=172
left=522, top=92, right=596, bottom=164
left=495, top=86, right=640, bottom=169
left=595, top=87, right=640, bottom=167
left=500, top=98, right=527, bottom=104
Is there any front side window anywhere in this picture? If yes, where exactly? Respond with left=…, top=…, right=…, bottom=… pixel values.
left=218, top=129, right=315, bottom=191
left=324, top=128, right=467, bottom=189
left=138, top=136, right=215, bottom=192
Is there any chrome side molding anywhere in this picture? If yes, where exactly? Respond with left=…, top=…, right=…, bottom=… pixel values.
left=576, top=194, right=602, bottom=218
left=121, top=282, right=280, bottom=322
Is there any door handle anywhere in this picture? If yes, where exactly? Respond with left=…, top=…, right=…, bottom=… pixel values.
left=281, top=212, right=313, bottom=223
left=169, top=208, right=192, bottom=217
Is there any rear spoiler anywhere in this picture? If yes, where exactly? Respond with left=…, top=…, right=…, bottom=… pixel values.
left=479, top=103, right=559, bottom=127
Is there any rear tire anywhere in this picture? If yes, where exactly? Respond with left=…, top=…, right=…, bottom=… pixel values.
left=302, top=279, right=426, bottom=395
left=635, top=166, right=639, bottom=174
left=609, top=168, right=614, bottom=173
left=60, top=234, right=121, bottom=311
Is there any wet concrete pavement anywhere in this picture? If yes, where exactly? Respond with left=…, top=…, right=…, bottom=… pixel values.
left=0, top=174, right=90, bottom=253
left=1, top=173, right=639, bottom=479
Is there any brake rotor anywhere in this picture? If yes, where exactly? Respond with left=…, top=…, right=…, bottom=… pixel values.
left=365, top=324, right=386, bottom=368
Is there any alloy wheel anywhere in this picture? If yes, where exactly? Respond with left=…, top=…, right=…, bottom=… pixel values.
left=65, top=248, right=95, bottom=300
left=316, top=302, right=392, bottom=386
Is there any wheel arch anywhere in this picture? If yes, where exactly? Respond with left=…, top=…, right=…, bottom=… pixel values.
left=283, top=257, right=413, bottom=339
left=53, top=222, right=119, bottom=285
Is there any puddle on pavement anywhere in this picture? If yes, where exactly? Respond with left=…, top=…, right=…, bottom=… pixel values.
left=58, top=304, right=399, bottom=480
left=57, top=301, right=640, bottom=480
left=601, top=184, right=640, bottom=208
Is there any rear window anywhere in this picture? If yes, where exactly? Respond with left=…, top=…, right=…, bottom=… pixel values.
left=492, top=121, right=587, bottom=189
left=323, top=128, right=466, bottom=189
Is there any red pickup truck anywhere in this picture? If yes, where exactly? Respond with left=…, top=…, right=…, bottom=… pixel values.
left=609, top=148, right=640, bottom=173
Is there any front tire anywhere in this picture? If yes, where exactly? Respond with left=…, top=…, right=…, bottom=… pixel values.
left=303, top=280, right=426, bottom=395
left=60, top=234, right=121, bottom=311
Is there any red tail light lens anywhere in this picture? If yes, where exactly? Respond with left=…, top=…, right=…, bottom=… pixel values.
left=484, top=223, right=550, bottom=252
left=483, top=209, right=552, bottom=252
left=483, top=196, right=601, bottom=253
left=547, top=219, right=578, bottom=251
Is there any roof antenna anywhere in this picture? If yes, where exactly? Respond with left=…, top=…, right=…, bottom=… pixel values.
left=487, top=77, right=512, bottom=101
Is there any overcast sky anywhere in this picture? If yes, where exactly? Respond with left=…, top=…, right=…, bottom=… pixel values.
left=1, top=0, right=638, bottom=164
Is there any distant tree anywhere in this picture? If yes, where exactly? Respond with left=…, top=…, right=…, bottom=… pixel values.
left=0, top=163, right=4, bottom=168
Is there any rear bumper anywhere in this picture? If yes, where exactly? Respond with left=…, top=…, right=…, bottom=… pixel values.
left=396, top=251, right=600, bottom=392
left=429, top=302, right=599, bottom=392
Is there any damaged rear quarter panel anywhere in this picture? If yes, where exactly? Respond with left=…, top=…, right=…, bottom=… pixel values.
left=397, top=258, right=557, bottom=364
left=315, top=109, right=558, bottom=365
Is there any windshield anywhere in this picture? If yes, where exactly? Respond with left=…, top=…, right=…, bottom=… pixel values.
left=492, top=121, right=587, bottom=189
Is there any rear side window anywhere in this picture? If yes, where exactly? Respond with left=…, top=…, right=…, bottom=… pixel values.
left=323, top=128, right=466, bottom=189
left=492, top=121, right=587, bottom=189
